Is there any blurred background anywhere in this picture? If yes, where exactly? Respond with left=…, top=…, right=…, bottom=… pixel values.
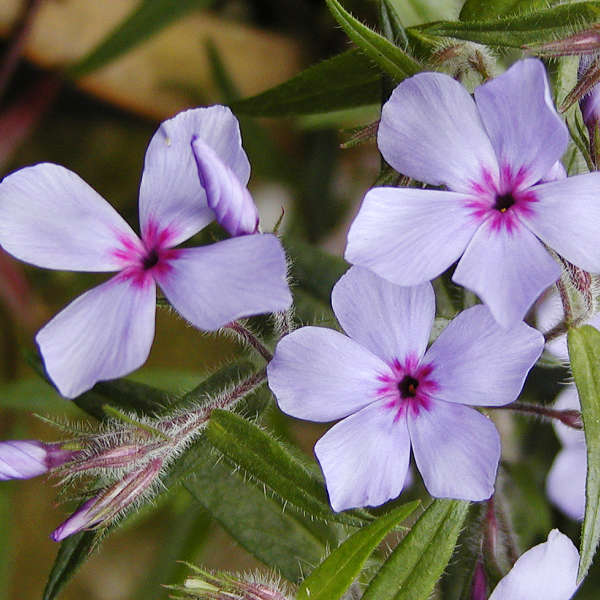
left=2, top=1, right=586, bottom=599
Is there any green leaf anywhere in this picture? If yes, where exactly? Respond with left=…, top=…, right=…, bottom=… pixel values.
left=325, top=0, right=422, bottom=81
left=184, top=443, right=325, bottom=582
left=230, top=49, right=382, bottom=117
left=43, top=531, right=97, bottom=600
left=69, top=0, right=214, bottom=77
left=459, top=0, right=559, bottom=21
left=421, top=3, right=600, bottom=47
left=363, top=499, right=470, bottom=600
left=568, top=325, right=600, bottom=582
left=207, top=409, right=371, bottom=527
left=297, top=501, right=419, bottom=600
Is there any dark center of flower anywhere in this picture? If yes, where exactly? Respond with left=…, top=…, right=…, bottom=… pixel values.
left=142, top=248, right=159, bottom=270
left=398, top=375, right=419, bottom=398
left=493, top=192, right=516, bottom=213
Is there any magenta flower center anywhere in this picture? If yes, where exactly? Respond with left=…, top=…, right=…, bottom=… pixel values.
left=493, top=191, right=516, bottom=213
left=378, top=355, right=438, bottom=421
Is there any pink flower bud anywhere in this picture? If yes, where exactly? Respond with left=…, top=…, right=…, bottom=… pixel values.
left=471, top=561, right=487, bottom=600
left=0, top=440, right=75, bottom=480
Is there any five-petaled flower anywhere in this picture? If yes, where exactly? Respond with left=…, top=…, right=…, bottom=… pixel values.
left=0, top=106, right=292, bottom=398
left=267, top=266, right=543, bottom=511
left=488, top=530, right=579, bottom=600
left=346, top=58, right=600, bottom=329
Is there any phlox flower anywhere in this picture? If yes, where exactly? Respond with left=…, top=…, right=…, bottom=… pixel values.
left=546, top=386, right=586, bottom=521
left=0, top=106, right=291, bottom=398
left=0, top=439, right=74, bottom=480
left=267, top=266, right=543, bottom=511
left=488, top=529, right=579, bottom=600
left=346, top=58, right=600, bottom=328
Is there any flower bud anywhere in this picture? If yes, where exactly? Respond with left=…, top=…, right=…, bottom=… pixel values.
left=0, top=440, right=76, bottom=480
left=525, top=25, right=600, bottom=57
left=471, top=560, right=487, bottom=600
left=68, top=444, right=149, bottom=473
left=578, top=55, right=600, bottom=153
left=51, top=457, right=162, bottom=541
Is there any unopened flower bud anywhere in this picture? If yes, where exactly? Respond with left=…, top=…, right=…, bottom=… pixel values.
left=0, top=440, right=76, bottom=480
left=51, top=457, right=162, bottom=541
left=578, top=55, right=600, bottom=157
left=471, top=560, right=487, bottom=600
left=525, top=25, right=600, bottom=57
left=68, top=444, right=149, bottom=473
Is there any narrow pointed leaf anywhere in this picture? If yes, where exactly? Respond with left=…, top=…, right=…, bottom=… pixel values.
left=69, top=0, right=214, bottom=77
left=459, top=0, right=561, bottom=21
left=362, top=499, right=470, bottom=600
left=207, top=409, right=372, bottom=527
left=325, top=0, right=422, bottom=81
left=185, top=450, right=325, bottom=582
left=230, top=49, right=381, bottom=116
left=568, top=325, right=600, bottom=582
left=421, top=3, right=600, bottom=47
left=43, top=531, right=97, bottom=600
left=297, top=501, right=419, bottom=600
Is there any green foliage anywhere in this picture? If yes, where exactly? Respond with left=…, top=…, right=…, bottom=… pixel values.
left=568, top=326, right=600, bottom=582
left=362, top=499, right=470, bottom=600
left=207, top=409, right=372, bottom=527
left=184, top=444, right=326, bottom=582
left=459, top=0, right=561, bottom=21
left=230, top=49, right=382, bottom=117
left=420, top=2, right=600, bottom=47
left=43, top=531, right=97, bottom=600
left=297, top=501, right=419, bottom=600
left=325, top=0, right=422, bottom=82
left=69, top=0, right=214, bottom=77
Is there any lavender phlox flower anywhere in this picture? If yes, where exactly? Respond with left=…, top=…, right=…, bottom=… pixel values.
left=346, top=58, right=600, bottom=328
left=51, top=456, right=162, bottom=541
left=0, top=106, right=292, bottom=398
left=546, top=386, right=586, bottom=521
left=267, top=266, right=543, bottom=511
left=0, top=439, right=76, bottom=480
left=488, top=530, right=579, bottom=600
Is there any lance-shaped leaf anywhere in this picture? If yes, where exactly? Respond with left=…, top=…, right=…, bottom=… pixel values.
left=459, top=0, right=562, bottom=21
left=69, top=0, right=215, bottom=77
left=325, top=0, right=422, bottom=81
left=297, top=501, right=419, bottom=600
left=362, top=499, right=470, bottom=600
left=207, top=409, right=372, bottom=527
left=568, top=325, right=600, bottom=582
left=231, top=48, right=381, bottom=117
left=43, top=531, right=97, bottom=600
left=420, top=3, right=600, bottom=48
left=185, top=448, right=325, bottom=582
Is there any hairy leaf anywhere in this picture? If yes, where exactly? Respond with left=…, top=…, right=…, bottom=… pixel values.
left=459, top=0, right=561, bottom=21
left=297, top=501, right=419, bottom=600
left=207, top=409, right=372, bottom=527
left=421, top=3, right=600, bottom=47
left=230, top=49, right=381, bottom=117
left=568, top=325, right=600, bottom=582
left=69, top=0, right=214, bottom=77
left=325, top=0, right=422, bottom=81
left=362, top=499, right=470, bottom=600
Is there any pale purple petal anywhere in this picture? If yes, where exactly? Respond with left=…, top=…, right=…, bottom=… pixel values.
left=520, top=173, right=600, bottom=273
left=489, top=530, right=579, bottom=600
left=331, top=266, right=434, bottom=364
left=36, top=274, right=156, bottom=398
left=268, top=326, right=392, bottom=422
left=51, top=497, right=100, bottom=541
left=345, top=187, right=479, bottom=285
left=155, top=234, right=291, bottom=332
left=0, top=163, right=140, bottom=271
left=192, top=136, right=258, bottom=236
left=0, top=440, right=48, bottom=480
left=547, top=446, right=586, bottom=521
left=540, top=161, right=567, bottom=183
left=314, top=400, right=411, bottom=511
left=536, top=288, right=569, bottom=361
left=378, top=72, right=498, bottom=192
left=423, top=305, right=543, bottom=406
left=453, top=220, right=561, bottom=328
left=409, top=400, right=500, bottom=501
left=553, top=385, right=586, bottom=448
left=139, top=106, right=250, bottom=246
left=475, top=59, right=568, bottom=189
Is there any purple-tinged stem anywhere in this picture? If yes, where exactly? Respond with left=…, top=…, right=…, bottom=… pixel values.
left=492, top=402, right=583, bottom=430
left=0, top=0, right=44, bottom=102
left=225, top=322, right=273, bottom=362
